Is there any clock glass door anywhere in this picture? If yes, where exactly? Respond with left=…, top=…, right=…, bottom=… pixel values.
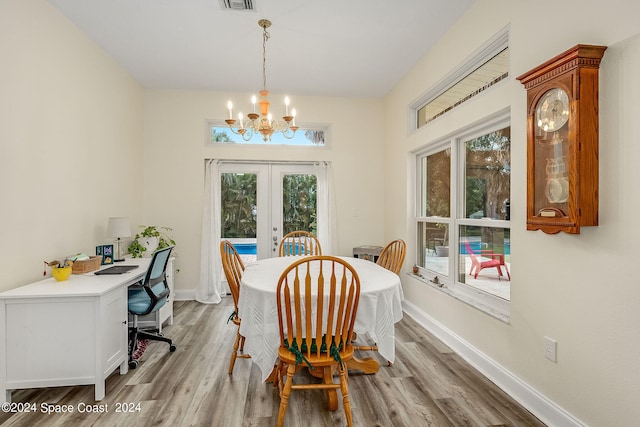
left=533, top=87, right=570, bottom=219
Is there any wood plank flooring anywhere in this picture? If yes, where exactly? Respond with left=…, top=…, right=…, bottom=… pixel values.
left=0, top=299, right=545, bottom=426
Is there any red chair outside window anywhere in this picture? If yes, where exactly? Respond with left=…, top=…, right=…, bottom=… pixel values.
left=465, top=240, right=510, bottom=280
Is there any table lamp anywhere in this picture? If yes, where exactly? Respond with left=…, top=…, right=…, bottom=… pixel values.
left=107, top=217, right=131, bottom=262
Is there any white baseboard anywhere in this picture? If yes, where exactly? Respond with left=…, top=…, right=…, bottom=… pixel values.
left=173, top=290, right=196, bottom=301
left=173, top=290, right=231, bottom=302
left=402, top=300, right=586, bottom=427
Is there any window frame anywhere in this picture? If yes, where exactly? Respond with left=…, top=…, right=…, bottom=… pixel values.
left=409, top=26, right=509, bottom=133
left=415, top=110, right=511, bottom=321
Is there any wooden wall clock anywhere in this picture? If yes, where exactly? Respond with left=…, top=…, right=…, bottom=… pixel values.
left=517, top=44, right=606, bottom=234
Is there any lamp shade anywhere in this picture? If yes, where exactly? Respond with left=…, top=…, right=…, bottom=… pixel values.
left=107, top=217, right=131, bottom=238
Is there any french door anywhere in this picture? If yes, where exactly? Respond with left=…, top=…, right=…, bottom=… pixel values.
left=219, top=162, right=320, bottom=259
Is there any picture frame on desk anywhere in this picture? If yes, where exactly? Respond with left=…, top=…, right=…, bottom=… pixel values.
left=96, top=244, right=114, bottom=265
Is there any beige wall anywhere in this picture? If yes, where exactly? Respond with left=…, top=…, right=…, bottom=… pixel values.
left=0, top=0, right=144, bottom=291
left=384, top=0, right=640, bottom=425
left=142, top=90, right=385, bottom=295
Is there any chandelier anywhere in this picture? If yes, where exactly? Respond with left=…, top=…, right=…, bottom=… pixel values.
left=225, top=19, right=299, bottom=142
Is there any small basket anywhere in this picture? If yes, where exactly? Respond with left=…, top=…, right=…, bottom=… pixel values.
left=71, top=256, right=102, bottom=274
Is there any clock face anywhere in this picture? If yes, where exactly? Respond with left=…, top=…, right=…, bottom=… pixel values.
left=535, top=88, right=569, bottom=132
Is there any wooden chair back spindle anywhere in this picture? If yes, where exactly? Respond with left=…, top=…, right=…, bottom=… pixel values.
left=376, top=239, right=406, bottom=274
left=279, top=230, right=322, bottom=257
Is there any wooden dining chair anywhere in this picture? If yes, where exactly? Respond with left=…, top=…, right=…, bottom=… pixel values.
left=376, top=239, right=406, bottom=274
left=352, top=239, right=405, bottom=365
left=275, top=256, right=361, bottom=427
left=220, top=240, right=251, bottom=374
left=278, top=230, right=322, bottom=256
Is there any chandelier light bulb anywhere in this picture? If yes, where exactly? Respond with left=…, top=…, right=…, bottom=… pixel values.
left=227, top=101, right=233, bottom=119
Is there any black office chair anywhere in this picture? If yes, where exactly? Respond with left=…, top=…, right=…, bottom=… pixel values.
left=128, top=245, right=176, bottom=368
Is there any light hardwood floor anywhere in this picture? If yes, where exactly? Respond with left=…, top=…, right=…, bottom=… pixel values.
left=0, top=299, right=545, bottom=426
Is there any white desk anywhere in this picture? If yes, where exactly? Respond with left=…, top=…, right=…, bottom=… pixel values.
left=0, top=257, right=151, bottom=403
left=238, top=256, right=404, bottom=382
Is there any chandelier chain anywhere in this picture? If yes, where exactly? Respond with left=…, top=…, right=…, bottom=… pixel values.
left=262, top=24, right=270, bottom=91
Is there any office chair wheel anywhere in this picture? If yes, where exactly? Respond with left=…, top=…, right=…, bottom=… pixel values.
left=129, top=359, right=139, bottom=369
left=170, top=344, right=177, bottom=352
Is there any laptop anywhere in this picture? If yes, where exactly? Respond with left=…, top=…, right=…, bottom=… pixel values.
left=94, top=265, right=139, bottom=275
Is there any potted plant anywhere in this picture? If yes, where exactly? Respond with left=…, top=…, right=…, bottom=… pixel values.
left=128, top=225, right=176, bottom=258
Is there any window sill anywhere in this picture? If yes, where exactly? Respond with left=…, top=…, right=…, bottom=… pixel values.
left=406, top=272, right=510, bottom=323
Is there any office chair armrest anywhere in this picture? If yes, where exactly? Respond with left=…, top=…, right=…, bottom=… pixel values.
left=128, top=280, right=145, bottom=288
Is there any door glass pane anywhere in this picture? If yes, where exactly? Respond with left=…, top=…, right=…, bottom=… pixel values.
left=221, top=173, right=257, bottom=238
left=221, top=173, right=257, bottom=262
left=418, top=222, right=449, bottom=277
left=458, top=225, right=510, bottom=300
left=282, top=174, right=317, bottom=235
left=464, top=127, right=511, bottom=219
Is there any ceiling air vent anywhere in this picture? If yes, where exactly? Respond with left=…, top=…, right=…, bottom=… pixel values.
left=219, top=0, right=254, bottom=11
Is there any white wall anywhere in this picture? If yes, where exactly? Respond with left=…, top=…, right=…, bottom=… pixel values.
left=384, top=0, right=640, bottom=425
left=142, top=90, right=385, bottom=296
left=0, top=0, right=144, bottom=291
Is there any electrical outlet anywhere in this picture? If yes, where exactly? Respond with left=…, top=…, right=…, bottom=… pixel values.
left=544, top=336, right=557, bottom=362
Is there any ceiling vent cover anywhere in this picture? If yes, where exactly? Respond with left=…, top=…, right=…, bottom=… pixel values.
left=219, top=0, right=254, bottom=11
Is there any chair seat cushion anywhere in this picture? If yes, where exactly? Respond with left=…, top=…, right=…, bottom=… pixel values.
left=128, top=287, right=167, bottom=315
left=278, top=344, right=354, bottom=367
left=281, top=336, right=353, bottom=369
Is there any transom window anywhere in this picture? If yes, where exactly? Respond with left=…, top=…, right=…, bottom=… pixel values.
left=412, top=27, right=509, bottom=131
left=416, top=113, right=511, bottom=318
left=209, top=122, right=327, bottom=146
left=417, top=48, right=508, bottom=127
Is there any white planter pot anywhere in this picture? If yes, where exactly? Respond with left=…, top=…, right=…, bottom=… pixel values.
left=435, top=246, right=449, bottom=257
left=139, top=236, right=159, bottom=257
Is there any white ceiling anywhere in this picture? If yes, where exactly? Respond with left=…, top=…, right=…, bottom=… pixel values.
left=49, top=0, right=474, bottom=98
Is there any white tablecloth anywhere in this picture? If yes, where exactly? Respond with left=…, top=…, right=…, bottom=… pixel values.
left=238, top=256, right=404, bottom=382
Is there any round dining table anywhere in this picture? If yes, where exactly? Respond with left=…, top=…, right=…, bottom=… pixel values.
left=238, top=255, right=404, bottom=382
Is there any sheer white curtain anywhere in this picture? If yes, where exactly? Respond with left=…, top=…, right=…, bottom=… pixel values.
left=195, top=159, right=223, bottom=304
left=315, top=161, right=337, bottom=255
